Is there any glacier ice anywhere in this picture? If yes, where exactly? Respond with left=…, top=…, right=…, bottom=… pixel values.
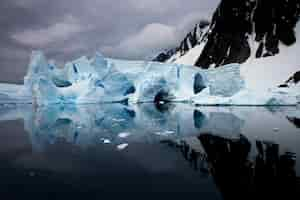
left=0, top=50, right=298, bottom=105
left=206, top=64, right=245, bottom=97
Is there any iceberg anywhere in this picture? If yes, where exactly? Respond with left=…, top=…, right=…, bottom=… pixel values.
left=0, top=51, right=298, bottom=105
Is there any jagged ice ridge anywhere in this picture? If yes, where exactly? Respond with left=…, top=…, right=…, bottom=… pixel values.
left=0, top=51, right=298, bottom=106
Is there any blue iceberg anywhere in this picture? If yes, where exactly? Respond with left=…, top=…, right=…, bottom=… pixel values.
left=0, top=51, right=298, bottom=105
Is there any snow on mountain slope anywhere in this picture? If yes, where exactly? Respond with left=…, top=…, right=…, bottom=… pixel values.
left=169, top=42, right=207, bottom=66
left=160, top=0, right=300, bottom=68
left=153, top=20, right=210, bottom=63
left=153, top=0, right=300, bottom=97
left=241, top=23, right=300, bottom=92
left=170, top=23, right=300, bottom=97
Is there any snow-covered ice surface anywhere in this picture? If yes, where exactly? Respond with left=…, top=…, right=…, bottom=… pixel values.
left=0, top=50, right=299, bottom=105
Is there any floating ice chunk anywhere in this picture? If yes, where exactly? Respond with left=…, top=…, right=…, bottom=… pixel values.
left=101, top=138, right=111, bottom=144
left=118, top=132, right=131, bottom=138
left=117, top=143, right=128, bottom=150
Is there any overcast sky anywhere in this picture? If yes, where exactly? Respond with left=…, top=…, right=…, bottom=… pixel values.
left=0, top=0, right=220, bottom=83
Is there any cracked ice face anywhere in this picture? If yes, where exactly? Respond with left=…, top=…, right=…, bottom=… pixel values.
left=18, top=50, right=256, bottom=106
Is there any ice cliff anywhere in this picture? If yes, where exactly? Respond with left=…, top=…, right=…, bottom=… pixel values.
left=0, top=51, right=298, bottom=106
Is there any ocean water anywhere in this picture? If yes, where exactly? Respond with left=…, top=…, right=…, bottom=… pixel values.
left=0, top=103, right=299, bottom=199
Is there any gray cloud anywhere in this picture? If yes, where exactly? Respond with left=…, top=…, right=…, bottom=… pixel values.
left=0, top=0, right=220, bottom=83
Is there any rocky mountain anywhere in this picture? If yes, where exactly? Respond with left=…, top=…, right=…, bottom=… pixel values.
left=152, top=48, right=177, bottom=63
left=154, top=0, right=300, bottom=69
left=152, top=20, right=210, bottom=63
left=280, top=71, right=300, bottom=87
left=287, top=71, right=300, bottom=84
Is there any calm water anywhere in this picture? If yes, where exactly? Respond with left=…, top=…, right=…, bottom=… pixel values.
left=0, top=103, right=299, bottom=199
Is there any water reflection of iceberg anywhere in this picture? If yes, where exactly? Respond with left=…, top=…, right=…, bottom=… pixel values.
left=1, top=104, right=299, bottom=154
left=0, top=103, right=247, bottom=151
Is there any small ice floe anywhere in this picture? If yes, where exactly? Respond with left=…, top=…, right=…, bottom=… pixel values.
left=100, top=138, right=111, bottom=144
left=154, top=130, right=175, bottom=136
left=117, top=143, right=128, bottom=150
left=118, top=132, right=131, bottom=138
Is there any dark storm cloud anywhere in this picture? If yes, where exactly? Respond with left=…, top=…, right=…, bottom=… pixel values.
left=0, top=0, right=220, bottom=83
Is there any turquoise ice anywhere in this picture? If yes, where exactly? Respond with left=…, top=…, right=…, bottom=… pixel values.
left=0, top=51, right=298, bottom=105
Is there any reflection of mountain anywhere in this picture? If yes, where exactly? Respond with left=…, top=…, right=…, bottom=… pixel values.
left=287, top=117, right=300, bottom=128
left=200, top=112, right=244, bottom=136
left=164, top=133, right=300, bottom=199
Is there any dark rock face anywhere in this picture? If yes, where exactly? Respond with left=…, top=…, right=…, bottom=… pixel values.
left=154, top=0, right=300, bottom=68
left=294, top=71, right=300, bottom=83
left=196, top=0, right=300, bottom=68
left=152, top=49, right=177, bottom=62
left=152, top=20, right=210, bottom=62
left=177, top=20, right=210, bottom=57
left=281, top=71, right=300, bottom=87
